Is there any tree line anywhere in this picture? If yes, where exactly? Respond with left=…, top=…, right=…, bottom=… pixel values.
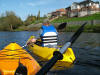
left=0, top=11, right=46, bottom=31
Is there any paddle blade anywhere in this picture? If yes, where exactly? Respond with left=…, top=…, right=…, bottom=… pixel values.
left=57, top=22, right=67, bottom=30
left=15, top=61, right=27, bottom=75
left=36, top=51, right=63, bottom=75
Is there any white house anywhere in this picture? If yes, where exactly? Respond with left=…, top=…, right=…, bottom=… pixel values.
left=46, top=13, right=52, bottom=18
left=66, top=0, right=100, bottom=17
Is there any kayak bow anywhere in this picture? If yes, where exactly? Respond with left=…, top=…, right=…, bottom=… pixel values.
left=0, top=43, right=40, bottom=75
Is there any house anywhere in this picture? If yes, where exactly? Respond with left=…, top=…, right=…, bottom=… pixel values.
left=56, top=8, right=66, bottom=16
left=47, top=13, right=52, bottom=18
left=66, top=0, right=100, bottom=17
left=47, top=8, right=66, bottom=18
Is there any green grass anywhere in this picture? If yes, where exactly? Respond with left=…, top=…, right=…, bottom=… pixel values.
left=52, top=12, right=100, bottom=23
left=32, top=17, right=47, bottom=24
left=66, top=24, right=100, bottom=32
left=14, top=26, right=28, bottom=31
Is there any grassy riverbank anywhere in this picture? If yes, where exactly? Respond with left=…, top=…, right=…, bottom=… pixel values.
left=51, top=12, right=100, bottom=33
left=14, top=24, right=100, bottom=33
left=52, top=12, right=100, bottom=23
left=65, top=24, right=100, bottom=33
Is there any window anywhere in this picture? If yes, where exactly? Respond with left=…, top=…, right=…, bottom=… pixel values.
left=89, top=3, right=91, bottom=6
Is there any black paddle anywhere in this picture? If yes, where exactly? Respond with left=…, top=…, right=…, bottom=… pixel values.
left=36, top=22, right=87, bottom=75
left=57, top=22, right=67, bottom=30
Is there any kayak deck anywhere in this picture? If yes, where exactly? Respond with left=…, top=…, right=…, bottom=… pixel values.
left=28, top=44, right=76, bottom=63
left=0, top=43, right=41, bottom=75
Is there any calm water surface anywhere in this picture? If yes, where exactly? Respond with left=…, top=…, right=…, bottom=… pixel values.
left=0, top=31, right=100, bottom=75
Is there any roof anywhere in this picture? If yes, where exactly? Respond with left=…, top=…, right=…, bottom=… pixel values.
left=56, top=8, right=66, bottom=12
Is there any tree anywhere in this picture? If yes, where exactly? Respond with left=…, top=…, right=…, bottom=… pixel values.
left=24, top=15, right=36, bottom=26
left=0, top=11, right=23, bottom=31
left=5, top=11, right=23, bottom=30
left=37, top=10, right=40, bottom=20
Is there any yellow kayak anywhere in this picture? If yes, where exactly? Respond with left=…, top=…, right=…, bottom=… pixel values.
left=0, top=43, right=41, bottom=75
left=27, top=36, right=76, bottom=64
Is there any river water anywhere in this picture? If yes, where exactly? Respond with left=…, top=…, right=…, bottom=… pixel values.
left=0, top=31, right=100, bottom=75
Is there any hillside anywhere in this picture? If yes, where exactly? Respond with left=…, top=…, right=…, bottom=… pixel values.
left=52, top=12, right=100, bottom=23
left=15, top=12, right=100, bottom=32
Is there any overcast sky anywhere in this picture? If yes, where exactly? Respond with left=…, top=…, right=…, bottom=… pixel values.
left=0, top=0, right=99, bottom=20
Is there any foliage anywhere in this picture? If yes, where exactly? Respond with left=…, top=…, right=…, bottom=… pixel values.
left=0, top=11, right=23, bottom=31
left=15, top=25, right=28, bottom=31
left=0, top=10, right=47, bottom=31
left=24, top=15, right=36, bottom=26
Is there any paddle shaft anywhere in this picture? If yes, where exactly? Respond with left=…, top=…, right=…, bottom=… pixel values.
left=36, top=22, right=87, bottom=75
left=36, top=51, right=63, bottom=75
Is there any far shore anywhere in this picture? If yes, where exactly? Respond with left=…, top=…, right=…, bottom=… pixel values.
left=0, top=24, right=99, bottom=33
